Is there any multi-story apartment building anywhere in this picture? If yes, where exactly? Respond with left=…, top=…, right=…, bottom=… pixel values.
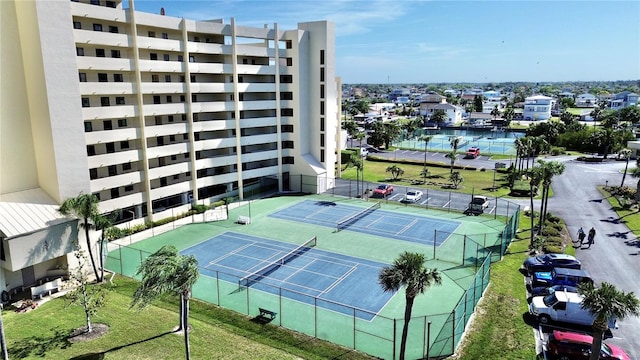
left=0, top=0, right=337, bottom=294
left=523, top=95, right=554, bottom=121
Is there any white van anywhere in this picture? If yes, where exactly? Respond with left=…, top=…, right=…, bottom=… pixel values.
left=529, top=291, right=617, bottom=328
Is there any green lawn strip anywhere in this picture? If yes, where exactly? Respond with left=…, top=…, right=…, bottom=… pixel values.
left=4, top=277, right=375, bottom=360
left=601, top=186, right=640, bottom=231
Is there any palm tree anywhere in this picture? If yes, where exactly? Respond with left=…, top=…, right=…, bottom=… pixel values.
left=449, top=171, right=464, bottom=189
left=59, top=193, right=101, bottom=281
left=386, top=165, right=404, bottom=180
left=490, top=104, right=500, bottom=121
left=630, top=165, right=640, bottom=203
left=378, top=252, right=441, bottom=360
left=619, top=148, right=632, bottom=187
left=578, top=282, right=640, bottom=360
left=419, top=135, right=432, bottom=184
left=527, top=166, right=543, bottom=248
left=132, top=245, right=200, bottom=360
left=537, top=160, right=566, bottom=229
left=503, top=106, right=515, bottom=131
left=92, top=213, right=115, bottom=283
left=431, top=109, right=447, bottom=127
left=449, top=136, right=462, bottom=174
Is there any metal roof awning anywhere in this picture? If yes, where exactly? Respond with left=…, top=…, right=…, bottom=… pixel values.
left=0, top=188, right=71, bottom=239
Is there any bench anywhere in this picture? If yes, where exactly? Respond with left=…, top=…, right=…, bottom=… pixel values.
left=237, top=215, right=251, bottom=225
left=258, top=307, right=277, bottom=321
left=30, top=277, right=62, bottom=300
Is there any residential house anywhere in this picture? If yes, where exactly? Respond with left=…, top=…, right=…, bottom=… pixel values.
left=523, top=95, right=554, bottom=121
left=575, top=93, right=598, bottom=108
left=609, top=91, right=639, bottom=110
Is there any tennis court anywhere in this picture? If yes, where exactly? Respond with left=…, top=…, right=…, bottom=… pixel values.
left=269, top=199, right=461, bottom=246
left=182, top=232, right=394, bottom=320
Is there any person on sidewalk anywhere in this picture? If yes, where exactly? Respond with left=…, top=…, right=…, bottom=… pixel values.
left=587, top=227, right=596, bottom=248
left=577, top=227, right=585, bottom=243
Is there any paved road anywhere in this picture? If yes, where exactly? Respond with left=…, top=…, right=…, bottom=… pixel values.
left=363, top=150, right=640, bottom=357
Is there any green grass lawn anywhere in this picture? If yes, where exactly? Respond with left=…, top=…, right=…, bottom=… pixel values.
left=3, top=278, right=375, bottom=360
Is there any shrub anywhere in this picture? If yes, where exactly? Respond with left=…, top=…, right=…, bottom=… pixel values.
left=132, top=223, right=148, bottom=233
left=212, top=200, right=225, bottom=208
left=550, top=147, right=566, bottom=156
left=192, top=204, right=208, bottom=214
left=541, top=227, right=560, bottom=237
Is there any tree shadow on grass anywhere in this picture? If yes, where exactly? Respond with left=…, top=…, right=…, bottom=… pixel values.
left=68, top=331, right=174, bottom=360
left=9, top=327, right=73, bottom=359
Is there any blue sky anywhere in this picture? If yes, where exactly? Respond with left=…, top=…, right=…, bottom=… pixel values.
left=131, top=0, right=640, bottom=84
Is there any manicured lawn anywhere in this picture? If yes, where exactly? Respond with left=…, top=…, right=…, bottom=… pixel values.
left=3, top=277, right=376, bottom=360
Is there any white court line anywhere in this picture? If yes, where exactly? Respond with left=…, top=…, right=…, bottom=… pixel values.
left=442, top=200, right=451, bottom=208
left=320, top=265, right=359, bottom=295
left=397, top=219, right=418, bottom=235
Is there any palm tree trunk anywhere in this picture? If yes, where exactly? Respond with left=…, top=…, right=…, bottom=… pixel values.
left=529, top=186, right=536, bottom=249
left=399, top=295, right=415, bottom=360
left=621, top=158, right=630, bottom=187
left=84, top=220, right=100, bottom=281
left=99, top=230, right=105, bottom=283
left=178, top=293, right=185, bottom=331
left=183, top=291, right=191, bottom=360
left=589, top=327, right=605, bottom=360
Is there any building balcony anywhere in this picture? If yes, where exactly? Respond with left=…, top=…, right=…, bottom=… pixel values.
left=239, top=133, right=277, bottom=146
left=137, top=59, right=185, bottom=73
left=189, top=62, right=230, bottom=74
left=79, top=82, right=136, bottom=96
left=82, top=105, right=138, bottom=120
left=97, top=192, right=146, bottom=215
left=74, top=30, right=130, bottom=49
left=149, top=181, right=192, bottom=203
left=241, top=149, right=278, bottom=163
left=76, top=57, right=134, bottom=71
left=190, top=82, right=232, bottom=93
left=192, top=101, right=235, bottom=113
left=136, top=37, right=184, bottom=53
left=90, top=171, right=143, bottom=194
left=70, top=2, right=127, bottom=23
left=193, top=119, right=235, bottom=132
left=197, top=137, right=237, bottom=151
left=87, top=149, right=141, bottom=170
left=146, top=143, right=190, bottom=159
left=195, top=154, right=237, bottom=169
left=187, top=42, right=230, bottom=55
left=145, top=123, right=189, bottom=138
left=236, top=83, right=276, bottom=93
left=148, top=162, right=191, bottom=180
left=196, top=172, right=238, bottom=189
left=236, top=64, right=276, bottom=76
left=140, top=82, right=187, bottom=94
left=85, top=127, right=139, bottom=145
left=142, top=103, right=188, bottom=117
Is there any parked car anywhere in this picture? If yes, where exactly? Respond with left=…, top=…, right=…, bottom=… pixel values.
left=402, top=190, right=423, bottom=203
left=373, top=184, right=394, bottom=197
left=465, top=147, right=480, bottom=158
left=522, top=253, right=581, bottom=275
left=465, top=196, right=490, bottom=215
left=530, top=267, right=593, bottom=289
left=529, top=291, right=617, bottom=328
left=547, top=330, right=630, bottom=360
left=529, top=284, right=578, bottom=298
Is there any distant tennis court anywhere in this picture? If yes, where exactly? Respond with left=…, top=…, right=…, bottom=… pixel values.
left=269, top=200, right=461, bottom=246
left=181, top=232, right=395, bottom=320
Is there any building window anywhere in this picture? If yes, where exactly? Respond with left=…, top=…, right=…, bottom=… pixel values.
left=166, top=96, right=172, bottom=103
left=320, top=84, right=325, bottom=98
left=118, top=118, right=127, bottom=127
left=320, top=101, right=325, bottom=115
left=157, top=137, right=164, bottom=146
left=191, top=94, right=197, bottom=102
left=151, top=74, right=159, bottom=82
left=124, top=185, right=134, bottom=192
left=281, top=124, right=293, bottom=133
left=108, top=26, right=118, bottom=33
left=280, top=75, right=292, bottom=83
left=320, top=67, right=325, bottom=82
left=180, top=75, right=185, bottom=82
left=106, top=143, right=115, bottom=153
left=281, top=108, right=293, bottom=117
left=320, top=50, right=325, bottom=65
left=113, top=73, right=123, bottom=82
left=89, top=168, right=98, bottom=180
left=120, top=140, right=129, bottom=149
left=111, top=49, right=121, bottom=58
left=165, top=75, right=171, bottom=82
left=103, top=120, right=113, bottom=130
left=178, top=55, right=183, bottom=62
left=153, top=95, right=161, bottom=104
left=105, top=1, right=116, bottom=8
left=93, top=23, right=103, bottom=32
left=163, top=54, right=170, bottom=61
left=123, top=162, right=131, bottom=170
left=194, top=36, right=200, bottom=42
left=96, top=48, right=105, bottom=57
left=180, top=95, right=185, bottom=103
left=148, top=31, right=156, bottom=38
left=116, top=97, right=125, bottom=105
left=73, top=21, right=82, bottom=29
left=79, top=73, right=87, bottom=82
left=168, top=115, right=174, bottom=122
left=283, top=156, right=294, bottom=164
left=150, top=53, right=158, bottom=60
left=320, top=149, right=325, bottom=162
left=160, top=178, right=167, bottom=187
left=108, top=165, right=117, bottom=176
left=189, top=56, right=195, bottom=63
left=82, top=98, right=90, bottom=107
left=320, top=117, right=325, bottom=131
left=76, top=47, right=84, bottom=56
left=93, top=192, right=100, bottom=201
left=169, top=135, right=176, bottom=142
left=84, top=122, right=93, bottom=132
left=282, top=141, right=294, bottom=149
left=162, top=32, right=168, bottom=39
left=238, top=76, right=244, bottom=83
left=87, top=145, right=95, bottom=156
left=110, top=188, right=119, bottom=198
left=182, top=114, right=187, bottom=121
left=286, top=58, right=292, bottom=66
left=98, top=73, right=108, bottom=82
left=286, top=40, right=292, bottom=49
left=155, top=116, right=162, bottom=125
left=191, top=75, right=196, bottom=83
left=101, top=97, right=110, bottom=106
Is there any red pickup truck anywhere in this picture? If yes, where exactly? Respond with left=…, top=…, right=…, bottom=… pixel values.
left=465, top=147, right=480, bottom=158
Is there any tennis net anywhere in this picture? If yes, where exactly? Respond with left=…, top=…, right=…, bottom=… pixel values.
left=336, top=202, right=380, bottom=231
left=238, top=236, right=317, bottom=288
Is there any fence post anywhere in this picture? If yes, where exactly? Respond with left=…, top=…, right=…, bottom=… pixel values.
left=393, top=318, right=397, bottom=360
left=451, top=309, right=456, bottom=355
left=426, top=320, right=431, bottom=360
left=462, top=235, right=466, bottom=266
left=433, top=230, right=437, bottom=259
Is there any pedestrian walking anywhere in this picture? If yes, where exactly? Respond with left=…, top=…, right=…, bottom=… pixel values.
left=577, top=227, right=585, bottom=243
left=587, top=227, right=596, bottom=248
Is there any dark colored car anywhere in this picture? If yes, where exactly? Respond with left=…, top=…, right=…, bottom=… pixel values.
left=529, top=284, right=578, bottom=298
left=522, top=253, right=581, bottom=275
left=547, top=330, right=631, bottom=360
left=373, top=184, right=394, bottom=197
left=530, top=267, right=593, bottom=289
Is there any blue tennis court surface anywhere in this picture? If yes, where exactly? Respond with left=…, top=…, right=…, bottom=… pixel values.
left=269, top=200, right=461, bottom=246
left=181, top=232, right=395, bottom=320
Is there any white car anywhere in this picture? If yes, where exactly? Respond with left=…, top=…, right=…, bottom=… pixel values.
left=403, top=190, right=423, bottom=203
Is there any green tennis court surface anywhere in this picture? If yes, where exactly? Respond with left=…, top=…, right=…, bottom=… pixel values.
left=106, top=194, right=516, bottom=359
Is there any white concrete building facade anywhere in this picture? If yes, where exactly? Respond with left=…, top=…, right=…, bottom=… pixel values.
left=523, top=95, right=554, bottom=121
left=0, top=0, right=337, bottom=295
